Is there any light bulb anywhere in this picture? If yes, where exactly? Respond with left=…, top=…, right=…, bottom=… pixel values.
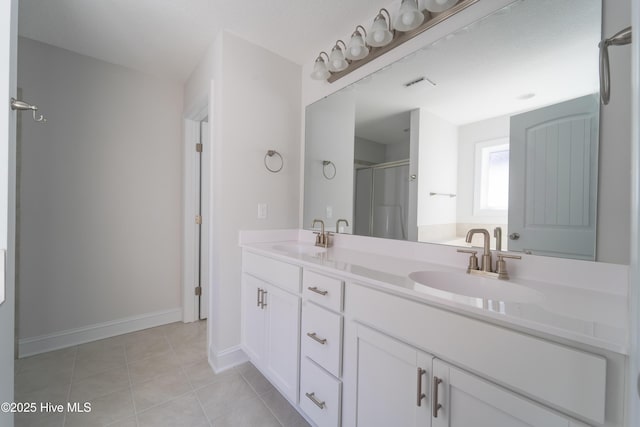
left=332, top=60, right=342, bottom=69
left=374, top=31, right=385, bottom=43
left=350, top=46, right=361, bottom=57
left=402, top=13, right=414, bottom=26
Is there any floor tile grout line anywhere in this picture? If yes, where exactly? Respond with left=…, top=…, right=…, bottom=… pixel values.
left=123, top=338, right=140, bottom=427
left=61, top=345, right=79, bottom=427
left=252, top=387, right=286, bottom=427
left=164, top=326, right=214, bottom=426
left=133, top=388, right=196, bottom=421
left=238, top=369, right=285, bottom=427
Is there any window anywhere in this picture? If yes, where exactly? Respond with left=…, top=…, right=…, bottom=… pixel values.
left=474, top=138, right=509, bottom=215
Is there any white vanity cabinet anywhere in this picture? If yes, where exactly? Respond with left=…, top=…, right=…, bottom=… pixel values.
left=344, top=283, right=606, bottom=427
left=351, top=322, right=588, bottom=427
left=431, top=359, right=588, bottom=427
left=241, top=252, right=301, bottom=403
left=353, top=324, right=433, bottom=427
left=240, top=244, right=624, bottom=427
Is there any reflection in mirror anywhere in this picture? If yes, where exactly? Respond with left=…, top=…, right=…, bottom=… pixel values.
left=303, top=0, right=602, bottom=260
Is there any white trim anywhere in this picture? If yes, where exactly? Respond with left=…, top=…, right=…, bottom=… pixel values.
left=18, top=308, right=182, bottom=357
left=629, top=0, right=640, bottom=424
left=208, top=344, right=248, bottom=373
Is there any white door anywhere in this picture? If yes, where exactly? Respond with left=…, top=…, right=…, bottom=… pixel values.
left=431, top=359, right=585, bottom=427
left=509, top=94, right=599, bottom=259
left=355, top=324, right=432, bottom=427
left=0, top=1, right=17, bottom=424
left=241, top=274, right=265, bottom=365
left=263, top=283, right=300, bottom=403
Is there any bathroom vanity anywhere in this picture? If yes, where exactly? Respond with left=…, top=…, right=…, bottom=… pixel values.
left=239, top=230, right=629, bottom=427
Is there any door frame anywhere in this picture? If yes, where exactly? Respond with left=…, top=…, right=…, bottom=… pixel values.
left=629, top=0, right=640, bottom=425
left=0, top=0, right=18, bottom=423
left=182, top=100, right=210, bottom=323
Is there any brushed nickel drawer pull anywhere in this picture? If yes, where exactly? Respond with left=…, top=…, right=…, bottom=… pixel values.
left=416, top=367, right=426, bottom=407
left=257, top=288, right=262, bottom=307
left=261, top=290, right=267, bottom=309
left=306, top=332, right=327, bottom=345
left=305, top=392, right=326, bottom=409
left=308, top=286, right=328, bottom=296
left=432, top=376, right=442, bottom=418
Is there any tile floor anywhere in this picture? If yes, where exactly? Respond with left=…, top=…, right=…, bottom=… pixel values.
left=14, top=321, right=310, bottom=427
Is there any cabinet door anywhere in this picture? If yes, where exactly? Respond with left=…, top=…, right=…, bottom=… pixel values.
left=264, top=283, right=301, bottom=403
left=242, top=274, right=265, bottom=365
left=355, top=324, right=432, bottom=427
left=431, top=359, right=586, bottom=427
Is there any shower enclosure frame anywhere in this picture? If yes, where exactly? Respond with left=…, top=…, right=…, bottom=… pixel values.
left=355, top=158, right=410, bottom=239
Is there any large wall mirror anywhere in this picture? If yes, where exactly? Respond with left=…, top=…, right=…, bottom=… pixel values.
left=304, top=0, right=603, bottom=260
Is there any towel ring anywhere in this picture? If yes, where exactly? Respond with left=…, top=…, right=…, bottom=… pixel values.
left=322, top=160, right=336, bottom=180
left=264, top=150, right=283, bottom=173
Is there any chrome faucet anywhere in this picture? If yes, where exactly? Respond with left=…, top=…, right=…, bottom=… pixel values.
left=335, top=218, right=349, bottom=233
left=311, top=219, right=332, bottom=248
left=465, top=228, right=492, bottom=272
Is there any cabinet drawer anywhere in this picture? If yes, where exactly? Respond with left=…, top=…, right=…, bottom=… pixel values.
left=243, top=251, right=301, bottom=293
left=303, top=270, right=344, bottom=312
left=300, top=357, right=342, bottom=427
left=302, top=302, right=342, bottom=377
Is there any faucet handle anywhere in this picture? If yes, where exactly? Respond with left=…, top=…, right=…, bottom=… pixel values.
left=313, top=231, right=322, bottom=245
left=457, top=249, right=479, bottom=272
left=496, top=252, right=522, bottom=260
left=495, top=253, right=522, bottom=280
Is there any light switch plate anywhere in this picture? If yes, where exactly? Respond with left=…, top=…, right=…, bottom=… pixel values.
left=257, top=203, right=267, bottom=219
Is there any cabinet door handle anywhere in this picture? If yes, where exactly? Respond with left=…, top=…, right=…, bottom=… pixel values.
left=308, top=286, right=328, bottom=296
left=261, top=290, right=267, bottom=309
left=305, top=392, right=326, bottom=409
left=416, top=367, right=426, bottom=407
left=432, top=376, right=442, bottom=418
left=306, top=332, right=327, bottom=345
left=257, top=288, right=262, bottom=307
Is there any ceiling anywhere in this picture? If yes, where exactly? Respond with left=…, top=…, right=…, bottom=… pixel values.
left=352, top=0, right=601, bottom=145
left=18, top=0, right=392, bottom=82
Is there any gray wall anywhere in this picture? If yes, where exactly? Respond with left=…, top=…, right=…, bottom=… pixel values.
left=17, top=38, right=183, bottom=342
left=184, top=31, right=302, bottom=355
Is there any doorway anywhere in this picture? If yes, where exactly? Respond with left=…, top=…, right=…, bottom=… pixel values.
left=183, top=105, right=210, bottom=323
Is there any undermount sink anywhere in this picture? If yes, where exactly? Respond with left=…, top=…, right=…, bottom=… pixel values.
left=272, top=242, right=327, bottom=256
left=408, top=270, right=543, bottom=303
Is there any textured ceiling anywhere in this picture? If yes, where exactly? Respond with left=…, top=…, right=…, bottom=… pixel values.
left=18, top=0, right=393, bottom=82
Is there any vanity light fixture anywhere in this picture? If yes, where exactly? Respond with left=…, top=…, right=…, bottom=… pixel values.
left=310, top=51, right=331, bottom=80
left=366, top=9, right=394, bottom=47
left=310, top=0, right=479, bottom=83
left=346, top=26, right=369, bottom=61
left=424, top=0, right=459, bottom=13
left=394, top=0, right=425, bottom=32
left=328, top=40, right=349, bottom=72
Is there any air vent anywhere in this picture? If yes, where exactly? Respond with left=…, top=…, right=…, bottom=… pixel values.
left=404, top=77, right=436, bottom=88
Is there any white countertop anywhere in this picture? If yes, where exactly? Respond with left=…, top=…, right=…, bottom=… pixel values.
left=240, top=233, right=629, bottom=355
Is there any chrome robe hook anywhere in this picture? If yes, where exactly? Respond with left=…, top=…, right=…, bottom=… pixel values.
left=10, top=97, right=47, bottom=122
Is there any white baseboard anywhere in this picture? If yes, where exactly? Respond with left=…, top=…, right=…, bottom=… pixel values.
left=208, top=344, right=248, bottom=373
left=18, top=308, right=183, bottom=357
